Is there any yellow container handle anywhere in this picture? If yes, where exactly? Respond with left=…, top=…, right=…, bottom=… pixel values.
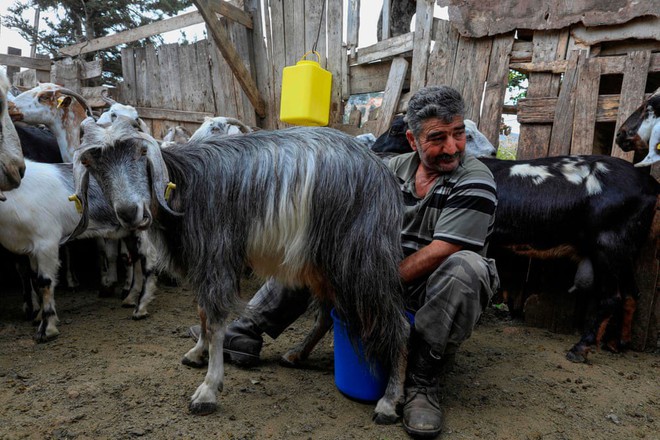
left=300, top=50, right=321, bottom=64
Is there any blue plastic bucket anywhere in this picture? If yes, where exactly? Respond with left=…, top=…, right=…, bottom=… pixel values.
left=331, top=308, right=414, bottom=402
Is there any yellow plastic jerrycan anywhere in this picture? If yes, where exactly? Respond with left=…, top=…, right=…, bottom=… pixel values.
left=280, top=51, right=332, bottom=126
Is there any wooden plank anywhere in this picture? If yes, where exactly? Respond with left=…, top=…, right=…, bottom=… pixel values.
left=145, top=45, right=162, bottom=109
left=133, top=47, right=149, bottom=108
left=195, top=41, right=216, bottom=114
left=517, top=30, right=566, bottom=159
left=326, top=0, right=344, bottom=125
left=426, top=19, right=459, bottom=87
left=410, top=0, right=434, bottom=91
left=349, top=60, right=411, bottom=95
left=208, top=31, right=239, bottom=118
left=305, top=0, right=326, bottom=66
left=517, top=93, right=653, bottom=124
left=611, top=51, right=651, bottom=162
left=355, top=33, right=414, bottom=65
left=206, top=0, right=254, bottom=29
left=245, top=0, right=275, bottom=128
left=572, top=16, right=660, bottom=46
left=269, top=0, right=287, bottom=128
left=178, top=44, right=198, bottom=112
left=381, top=0, right=390, bottom=40
left=120, top=48, right=137, bottom=105
left=480, top=33, right=514, bottom=148
left=194, top=0, right=265, bottom=118
left=510, top=40, right=532, bottom=63
left=81, top=86, right=112, bottom=108
left=547, top=50, right=581, bottom=157
left=282, top=0, right=299, bottom=67
left=375, top=57, right=409, bottom=137
left=510, top=52, right=660, bottom=75
left=0, top=52, right=50, bottom=71
left=450, top=36, right=492, bottom=125
left=570, top=57, right=601, bottom=156
left=136, top=106, right=214, bottom=122
left=347, top=0, right=360, bottom=54
left=160, top=44, right=183, bottom=110
left=510, top=60, right=568, bottom=74
left=59, top=11, right=206, bottom=57
left=227, top=17, right=255, bottom=125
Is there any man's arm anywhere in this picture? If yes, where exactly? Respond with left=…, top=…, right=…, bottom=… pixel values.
left=399, top=240, right=463, bottom=283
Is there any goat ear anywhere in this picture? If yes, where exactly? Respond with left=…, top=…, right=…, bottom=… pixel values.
left=142, top=136, right=182, bottom=217
left=61, top=159, right=91, bottom=244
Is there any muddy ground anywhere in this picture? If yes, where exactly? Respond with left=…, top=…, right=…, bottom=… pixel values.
left=0, top=274, right=658, bottom=440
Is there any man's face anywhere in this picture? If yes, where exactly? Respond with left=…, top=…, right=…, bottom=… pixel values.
left=406, top=116, right=466, bottom=174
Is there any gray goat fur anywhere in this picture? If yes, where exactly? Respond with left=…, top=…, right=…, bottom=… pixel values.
left=70, top=117, right=409, bottom=418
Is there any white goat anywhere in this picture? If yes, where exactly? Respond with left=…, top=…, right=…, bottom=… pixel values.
left=10, top=85, right=151, bottom=311
left=187, top=116, right=252, bottom=143
left=0, top=159, right=146, bottom=341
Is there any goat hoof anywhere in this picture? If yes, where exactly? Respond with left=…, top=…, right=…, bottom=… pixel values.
left=189, top=401, right=217, bottom=415
left=565, top=350, right=587, bottom=363
left=122, top=302, right=135, bottom=308
left=132, top=313, right=148, bottom=320
left=279, top=352, right=302, bottom=368
left=34, top=332, right=58, bottom=344
left=372, top=412, right=398, bottom=425
left=181, top=356, right=207, bottom=369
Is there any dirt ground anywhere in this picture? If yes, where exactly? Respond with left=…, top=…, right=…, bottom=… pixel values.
left=1, top=275, right=658, bottom=440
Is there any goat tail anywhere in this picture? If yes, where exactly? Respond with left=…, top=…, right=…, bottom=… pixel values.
left=319, top=153, right=408, bottom=370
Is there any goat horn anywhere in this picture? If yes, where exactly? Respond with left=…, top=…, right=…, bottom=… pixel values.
left=57, top=87, right=95, bottom=118
left=61, top=156, right=90, bottom=244
left=140, top=133, right=182, bottom=217
left=101, top=89, right=118, bottom=106
left=223, top=117, right=253, bottom=133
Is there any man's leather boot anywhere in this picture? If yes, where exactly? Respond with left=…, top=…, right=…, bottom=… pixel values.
left=223, top=317, right=264, bottom=367
left=402, top=335, right=446, bottom=439
left=189, top=317, right=263, bottom=367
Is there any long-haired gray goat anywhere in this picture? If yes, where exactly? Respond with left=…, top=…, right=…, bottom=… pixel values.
left=67, top=116, right=409, bottom=422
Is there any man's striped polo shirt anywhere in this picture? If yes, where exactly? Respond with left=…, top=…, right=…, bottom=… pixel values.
left=388, top=152, right=497, bottom=257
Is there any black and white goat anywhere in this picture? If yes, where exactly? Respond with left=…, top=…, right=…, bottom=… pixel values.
left=369, top=116, right=659, bottom=362
left=0, top=71, right=25, bottom=196
left=480, top=155, right=658, bottom=361
left=68, top=116, right=409, bottom=422
left=615, top=87, right=660, bottom=166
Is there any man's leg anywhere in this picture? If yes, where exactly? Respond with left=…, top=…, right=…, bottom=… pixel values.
left=189, top=278, right=312, bottom=366
left=403, top=251, right=498, bottom=438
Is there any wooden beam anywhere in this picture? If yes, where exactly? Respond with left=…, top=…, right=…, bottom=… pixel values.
left=517, top=93, right=653, bottom=124
left=206, top=0, right=253, bottom=29
left=194, top=0, right=266, bottom=118
left=58, top=11, right=205, bottom=57
left=136, top=106, right=214, bottom=123
left=510, top=60, right=568, bottom=74
left=355, top=32, right=414, bottom=65
left=375, top=57, right=408, bottom=137
left=410, top=0, right=434, bottom=91
left=570, top=56, right=601, bottom=156
left=510, top=53, right=660, bottom=75
left=0, top=53, right=51, bottom=71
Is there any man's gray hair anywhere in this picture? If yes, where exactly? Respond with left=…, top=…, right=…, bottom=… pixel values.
left=405, top=86, right=465, bottom=137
